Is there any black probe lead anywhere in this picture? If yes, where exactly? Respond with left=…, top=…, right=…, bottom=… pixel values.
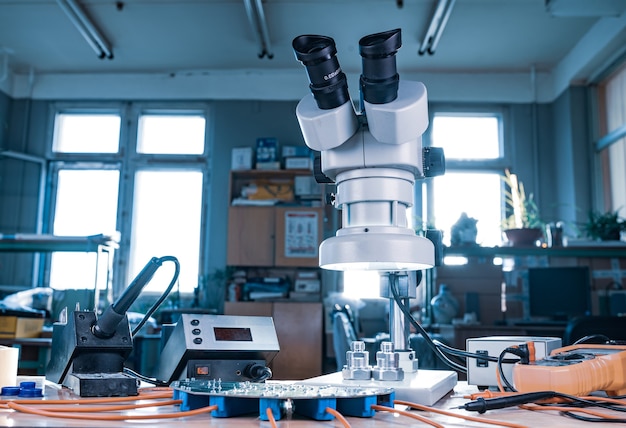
left=456, top=391, right=558, bottom=413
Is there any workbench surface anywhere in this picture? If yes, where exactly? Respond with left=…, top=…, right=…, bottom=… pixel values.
left=1, top=381, right=623, bottom=427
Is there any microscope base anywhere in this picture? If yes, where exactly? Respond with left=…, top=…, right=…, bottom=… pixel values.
left=303, top=369, right=457, bottom=406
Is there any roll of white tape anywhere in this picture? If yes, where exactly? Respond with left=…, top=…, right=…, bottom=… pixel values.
left=0, top=345, right=19, bottom=388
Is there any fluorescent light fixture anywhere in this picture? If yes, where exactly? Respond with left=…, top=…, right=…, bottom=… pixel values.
left=56, top=0, right=113, bottom=59
left=243, top=0, right=274, bottom=59
left=419, top=0, right=456, bottom=55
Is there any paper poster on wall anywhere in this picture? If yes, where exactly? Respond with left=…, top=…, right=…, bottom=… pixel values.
left=284, top=211, right=318, bottom=258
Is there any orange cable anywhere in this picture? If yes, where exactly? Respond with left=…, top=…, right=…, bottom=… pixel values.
left=520, top=403, right=625, bottom=419
left=0, top=391, right=174, bottom=406
left=579, top=395, right=626, bottom=406
left=22, top=399, right=182, bottom=413
left=394, top=399, right=529, bottom=428
left=8, top=401, right=218, bottom=421
left=496, top=366, right=506, bottom=393
left=371, top=404, right=444, bottom=428
left=265, top=407, right=278, bottom=428
left=325, top=407, right=351, bottom=428
left=465, top=390, right=513, bottom=400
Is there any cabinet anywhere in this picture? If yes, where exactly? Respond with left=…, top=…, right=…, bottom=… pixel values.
left=224, top=301, right=323, bottom=380
left=227, top=170, right=324, bottom=267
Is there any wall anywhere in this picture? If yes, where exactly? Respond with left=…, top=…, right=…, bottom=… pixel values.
left=0, top=91, right=9, bottom=148
left=537, top=86, right=592, bottom=233
left=205, top=100, right=304, bottom=273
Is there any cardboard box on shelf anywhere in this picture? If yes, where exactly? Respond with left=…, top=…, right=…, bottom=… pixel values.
left=256, top=138, right=278, bottom=164
left=285, top=157, right=313, bottom=170
left=231, top=147, right=253, bottom=170
left=0, top=316, right=44, bottom=339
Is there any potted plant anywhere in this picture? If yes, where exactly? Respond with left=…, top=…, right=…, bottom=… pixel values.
left=501, top=169, right=544, bottom=246
left=583, top=209, right=626, bottom=241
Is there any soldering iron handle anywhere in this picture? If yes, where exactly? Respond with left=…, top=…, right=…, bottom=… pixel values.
left=112, top=257, right=162, bottom=314
left=93, top=257, right=162, bottom=338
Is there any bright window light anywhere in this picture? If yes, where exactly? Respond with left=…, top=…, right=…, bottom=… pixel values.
left=137, top=114, right=205, bottom=154
left=432, top=115, right=500, bottom=159
left=128, top=170, right=203, bottom=293
left=53, top=113, right=120, bottom=153
left=50, top=169, right=119, bottom=290
left=433, top=172, right=503, bottom=247
left=343, top=270, right=381, bottom=299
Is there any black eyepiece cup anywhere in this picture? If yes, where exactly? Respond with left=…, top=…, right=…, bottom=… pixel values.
left=293, top=35, right=350, bottom=110
left=359, top=28, right=402, bottom=104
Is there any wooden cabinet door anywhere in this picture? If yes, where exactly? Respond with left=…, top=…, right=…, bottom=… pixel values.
left=271, top=302, right=323, bottom=380
left=227, top=206, right=275, bottom=266
left=223, top=301, right=273, bottom=317
left=274, top=207, right=323, bottom=267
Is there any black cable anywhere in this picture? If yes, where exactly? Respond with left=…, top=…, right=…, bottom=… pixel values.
left=131, top=255, right=180, bottom=337
left=122, top=367, right=169, bottom=387
left=573, top=334, right=610, bottom=345
left=433, top=339, right=519, bottom=364
left=462, top=390, right=626, bottom=414
left=496, top=346, right=531, bottom=392
left=389, top=273, right=467, bottom=373
left=561, top=411, right=626, bottom=423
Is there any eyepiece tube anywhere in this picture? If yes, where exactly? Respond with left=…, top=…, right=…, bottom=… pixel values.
left=293, top=35, right=350, bottom=110
left=359, top=28, right=402, bottom=104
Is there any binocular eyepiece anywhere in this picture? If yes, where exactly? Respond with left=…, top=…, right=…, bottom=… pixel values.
left=293, top=28, right=402, bottom=109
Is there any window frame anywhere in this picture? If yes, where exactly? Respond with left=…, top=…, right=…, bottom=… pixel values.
left=423, top=104, right=512, bottom=246
left=44, top=101, right=212, bottom=298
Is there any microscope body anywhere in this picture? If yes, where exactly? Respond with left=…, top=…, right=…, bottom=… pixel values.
left=293, top=29, right=445, bottom=376
left=295, top=75, right=437, bottom=271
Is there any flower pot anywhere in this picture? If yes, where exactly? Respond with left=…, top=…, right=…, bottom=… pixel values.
left=504, top=228, right=543, bottom=247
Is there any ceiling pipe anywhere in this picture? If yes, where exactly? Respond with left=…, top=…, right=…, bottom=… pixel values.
left=56, top=0, right=113, bottom=59
left=419, top=0, right=456, bottom=56
left=243, top=0, right=273, bottom=59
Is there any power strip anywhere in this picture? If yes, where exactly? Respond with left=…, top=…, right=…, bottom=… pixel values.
left=466, top=336, right=562, bottom=389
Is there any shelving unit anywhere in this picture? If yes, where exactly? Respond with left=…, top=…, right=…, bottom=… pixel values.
left=227, top=169, right=324, bottom=268
left=0, top=233, right=119, bottom=309
left=225, top=169, right=326, bottom=379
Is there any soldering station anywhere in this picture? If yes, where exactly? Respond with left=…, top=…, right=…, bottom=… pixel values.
left=2, top=2, right=626, bottom=427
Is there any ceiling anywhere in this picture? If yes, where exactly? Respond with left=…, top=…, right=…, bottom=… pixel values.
left=1, top=0, right=626, bottom=102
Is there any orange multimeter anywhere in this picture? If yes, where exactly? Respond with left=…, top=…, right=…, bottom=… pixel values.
left=512, top=344, right=626, bottom=396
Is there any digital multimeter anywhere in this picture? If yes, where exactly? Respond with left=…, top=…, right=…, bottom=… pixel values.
left=512, top=344, right=626, bottom=396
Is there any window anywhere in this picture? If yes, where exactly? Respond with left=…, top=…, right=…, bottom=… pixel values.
left=343, top=270, right=381, bottom=299
left=428, top=112, right=506, bottom=250
left=137, top=114, right=205, bottom=155
left=50, top=169, right=119, bottom=290
left=48, top=105, right=209, bottom=295
left=53, top=113, right=120, bottom=153
left=129, top=170, right=203, bottom=293
left=597, top=62, right=626, bottom=216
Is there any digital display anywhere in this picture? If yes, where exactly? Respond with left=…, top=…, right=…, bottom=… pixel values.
left=213, top=327, right=253, bottom=341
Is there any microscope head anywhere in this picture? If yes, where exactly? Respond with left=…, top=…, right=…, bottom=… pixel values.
left=293, top=29, right=444, bottom=272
